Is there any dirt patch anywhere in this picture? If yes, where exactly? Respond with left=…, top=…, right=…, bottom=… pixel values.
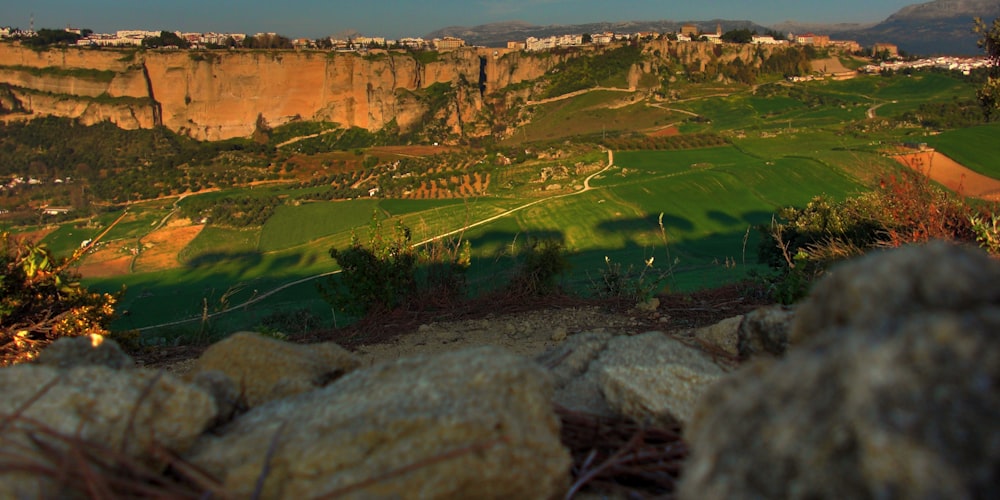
left=895, top=151, right=1000, bottom=201
left=648, top=126, right=680, bottom=137
left=133, top=223, right=205, bottom=273
left=76, top=243, right=132, bottom=278
left=9, top=225, right=59, bottom=244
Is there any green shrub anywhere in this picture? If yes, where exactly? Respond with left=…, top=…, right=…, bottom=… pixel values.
left=0, top=233, right=118, bottom=365
left=504, top=238, right=571, bottom=297
left=321, top=213, right=471, bottom=318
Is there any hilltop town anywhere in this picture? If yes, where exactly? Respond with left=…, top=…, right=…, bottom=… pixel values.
left=3, top=21, right=895, bottom=56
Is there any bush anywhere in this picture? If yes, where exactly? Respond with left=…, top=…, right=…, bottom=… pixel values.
left=0, top=233, right=118, bottom=366
left=321, top=213, right=470, bottom=319
left=757, top=170, right=991, bottom=303
left=589, top=213, right=675, bottom=302
left=504, top=238, right=572, bottom=297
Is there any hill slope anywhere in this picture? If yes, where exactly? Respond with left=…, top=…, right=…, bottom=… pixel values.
left=832, top=0, right=1000, bottom=55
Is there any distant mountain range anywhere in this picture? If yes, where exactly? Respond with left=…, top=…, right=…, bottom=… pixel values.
left=427, top=0, right=1000, bottom=56
left=832, top=0, right=1000, bottom=55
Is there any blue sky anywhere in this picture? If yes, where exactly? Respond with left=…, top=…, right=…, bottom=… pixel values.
left=3, top=0, right=920, bottom=39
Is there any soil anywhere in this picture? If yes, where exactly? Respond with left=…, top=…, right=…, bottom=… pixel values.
left=135, top=283, right=770, bottom=373
left=895, top=151, right=1000, bottom=201
left=133, top=221, right=204, bottom=273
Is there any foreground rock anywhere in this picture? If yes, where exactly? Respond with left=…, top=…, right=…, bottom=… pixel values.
left=0, top=364, right=218, bottom=498
left=186, top=346, right=570, bottom=499
left=539, top=331, right=726, bottom=426
left=188, top=331, right=362, bottom=407
left=680, top=242, right=1000, bottom=498
left=683, top=304, right=794, bottom=360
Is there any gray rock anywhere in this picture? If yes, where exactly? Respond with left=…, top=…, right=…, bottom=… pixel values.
left=598, top=332, right=726, bottom=427
left=537, top=331, right=616, bottom=417
left=537, top=331, right=726, bottom=426
left=791, top=240, right=1000, bottom=343
left=0, top=364, right=218, bottom=498
left=737, top=304, right=794, bottom=360
left=186, top=346, right=570, bottom=499
left=680, top=242, right=1000, bottom=499
left=188, top=331, right=362, bottom=408
left=34, top=334, right=134, bottom=370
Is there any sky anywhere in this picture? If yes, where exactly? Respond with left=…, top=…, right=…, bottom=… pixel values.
left=3, top=0, right=921, bottom=39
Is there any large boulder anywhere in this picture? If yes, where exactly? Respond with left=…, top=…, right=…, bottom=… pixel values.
left=680, top=242, right=1000, bottom=498
left=187, top=331, right=362, bottom=407
left=0, top=364, right=218, bottom=498
left=186, top=346, right=570, bottom=499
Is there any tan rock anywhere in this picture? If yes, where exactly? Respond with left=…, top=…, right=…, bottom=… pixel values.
left=681, top=242, right=1000, bottom=499
left=597, top=332, right=726, bottom=426
left=34, top=334, right=135, bottom=370
left=690, top=314, right=743, bottom=357
left=188, top=331, right=361, bottom=407
left=186, top=346, right=570, bottom=499
left=0, top=364, right=218, bottom=498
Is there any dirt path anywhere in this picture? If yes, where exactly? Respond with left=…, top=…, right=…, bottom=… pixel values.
left=525, top=87, right=633, bottom=106
left=894, top=151, right=1000, bottom=201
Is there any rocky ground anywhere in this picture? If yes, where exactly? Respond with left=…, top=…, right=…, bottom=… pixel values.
left=136, top=282, right=769, bottom=374
left=5, top=242, right=999, bottom=499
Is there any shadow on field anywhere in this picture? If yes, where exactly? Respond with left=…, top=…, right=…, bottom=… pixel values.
left=471, top=229, right=566, bottom=253
left=741, top=210, right=774, bottom=226
left=185, top=251, right=263, bottom=269
left=597, top=214, right=693, bottom=235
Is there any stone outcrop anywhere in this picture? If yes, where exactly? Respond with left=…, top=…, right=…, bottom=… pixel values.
left=680, top=241, right=1000, bottom=498
left=0, top=363, right=219, bottom=498
left=186, top=346, right=570, bottom=499
left=539, top=330, right=727, bottom=426
left=187, top=331, right=362, bottom=408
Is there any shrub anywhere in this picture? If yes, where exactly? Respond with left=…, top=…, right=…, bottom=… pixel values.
left=504, top=238, right=572, bottom=297
left=589, top=213, right=675, bottom=302
left=321, top=213, right=470, bottom=319
left=757, top=169, right=991, bottom=303
left=0, top=233, right=118, bottom=366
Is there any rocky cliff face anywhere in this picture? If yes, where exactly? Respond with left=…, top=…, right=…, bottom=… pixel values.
left=1, top=44, right=543, bottom=141
left=0, top=41, right=785, bottom=141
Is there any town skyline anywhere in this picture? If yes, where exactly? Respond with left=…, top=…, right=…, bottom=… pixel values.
left=4, top=0, right=920, bottom=41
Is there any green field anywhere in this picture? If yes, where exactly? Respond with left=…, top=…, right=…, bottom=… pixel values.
left=925, top=123, right=1000, bottom=179
left=60, top=69, right=987, bottom=336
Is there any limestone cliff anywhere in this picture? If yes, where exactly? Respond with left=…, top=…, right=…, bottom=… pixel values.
left=0, top=41, right=791, bottom=141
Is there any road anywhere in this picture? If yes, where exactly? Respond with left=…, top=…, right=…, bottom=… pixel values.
left=136, top=149, right=616, bottom=331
